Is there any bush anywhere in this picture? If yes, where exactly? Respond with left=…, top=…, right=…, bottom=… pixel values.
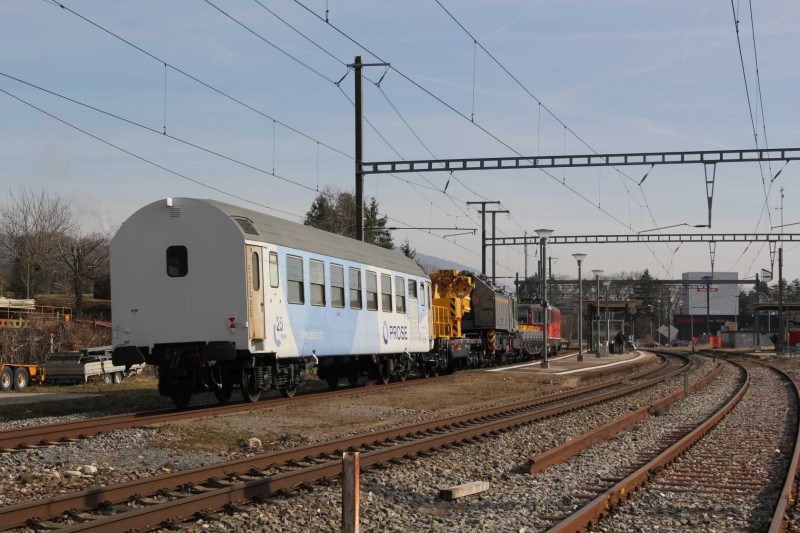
left=0, top=318, right=111, bottom=364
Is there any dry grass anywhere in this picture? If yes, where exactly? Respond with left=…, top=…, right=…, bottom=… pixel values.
left=0, top=374, right=172, bottom=421
left=163, top=369, right=604, bottom=453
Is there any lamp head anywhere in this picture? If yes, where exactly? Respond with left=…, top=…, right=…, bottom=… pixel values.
left=592, top=269, right=604, bottom=277
left=535, top=228, right=554, bottom=241
left=572, top=253, right=587, bottom=264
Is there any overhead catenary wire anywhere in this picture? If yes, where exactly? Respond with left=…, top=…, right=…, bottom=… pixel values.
left=290, top=0, right=640, bottom=234
left=430, top=0, right=674, bottom=273
left=729, top=0, right=772, bottom=228
left=246, top=0, right=511, bottom=240
left=41, top=0, right=352, bottom=160
left=1, top=85, right=489, bottom=267
left=725, top=0, right=777, bottom=277
left=38, top=0, right=501, bottom=269
left=337, top=84, right=522, bottom=272
left=203, top=0, right=337, bottom=84
left=0, top=87, right=302, bottom=218
left=225, top=2, right=524, bottom=270
left=192, top=0, right=521, bottom=266
left=290, top=0, right=674, bottom=277
left=0, top=72, right=321, bottom=194
left=370, top=82, right=525, bottom=259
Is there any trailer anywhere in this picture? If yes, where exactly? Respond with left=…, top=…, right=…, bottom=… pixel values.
left=0, top=363, right=45, bottom=391
left=44, top=346, right=145, bottom=385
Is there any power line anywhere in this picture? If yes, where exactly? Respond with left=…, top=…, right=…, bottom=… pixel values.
left=290, top=0, right=659, bottom=238
left=0, top=72, right=321, bottom=194
left=0, top=86, right=302, bottom=218
left=42, top=0, right=352, bottom=160
left=243, top=0, right=503, bottom=239
left=336, top=84, right=522, bottom=271
left=29, top=7, right=511, bottom=274
left=431, top=0, right=672, bottom=274
left=203, top=0, right=337, bottom=84
left=3, top=83, right=503, bottom=274
left=251, top=0, right=347, bottom=67
left=293, top=0, right=675, bottom=275
left=729, top=0, right=771, bottom=228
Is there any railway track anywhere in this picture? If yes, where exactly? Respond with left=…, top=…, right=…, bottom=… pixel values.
left=0, top=373, right=460, bottom=451
left=2, top=353, right=685, bottom=531
left=0, top=349, right=633, bottom=452
left=543, top=355, right=800, bottom=533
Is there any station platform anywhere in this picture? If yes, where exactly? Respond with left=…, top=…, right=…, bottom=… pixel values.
left=487, top=350, right=657, bottom=381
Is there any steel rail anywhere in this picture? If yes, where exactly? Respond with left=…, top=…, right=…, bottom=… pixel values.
left=546, top=358, right=751, bottom=533
left=693, top=348, right=800, bottom=533
left=768, top=362, right=800, bottom=533
left=0, top=349, right=638, bottom=451
left=0, top=374, right=458, bottom=451
left=529, top=360, right=724, bottom=474
left=8, top=355, right=682, bottom=530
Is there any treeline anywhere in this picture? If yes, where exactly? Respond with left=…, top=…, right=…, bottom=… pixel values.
left=0, top=188, right=109, bottom=317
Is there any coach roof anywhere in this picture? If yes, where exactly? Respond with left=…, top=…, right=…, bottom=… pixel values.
left=201, top=198, right=426, bottom=277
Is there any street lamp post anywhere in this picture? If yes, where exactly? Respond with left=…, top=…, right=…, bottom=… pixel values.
left=592, top=269, right=603, bottom=356
left=572, top=253, right=587, bottom=361
left=604, top=280, right=612, bottom=356
left=536, top=229, right=554, bottom=368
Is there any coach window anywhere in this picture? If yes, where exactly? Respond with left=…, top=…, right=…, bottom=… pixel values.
left=269, top=252, right=279, bottom=288
left=366, top=271, right=378, bottom=311
left=166, top=246, right=188, bottom=277
left=381, top=274, right=392, bottom=312
left=310, top=260, right=325, bottom=306
left=251, top=252, right=261, bottom=290
left=395, top=276, right=406, bottom=313
left=419, top=282, right=424, bottom=306
left=331, top=264, right=345, bottom=308
left=408, top=279, right=417, bottom=300
left=287, top=256, right=304, bottom=305
left=349, top=267, right=363, bottom=309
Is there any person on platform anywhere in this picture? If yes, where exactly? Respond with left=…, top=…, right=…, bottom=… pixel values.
left=615, top=331, right=625, bottom=354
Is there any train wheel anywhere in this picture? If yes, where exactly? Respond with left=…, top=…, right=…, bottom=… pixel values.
left=240, top=369, right=262, bottom=403
left=214, top=382, right=233, bottom=404
left=14, top=368, right=29, bottom=391
left=421, top=363, right=431, bottom=378
left=112, top=372, right=123, bottom=384
left=348, top=371, right=359, bottom=387
left=326, top=375, right=340, bottom=390
left=171, top=387, right=192, bottom=409
left=102, top=373, right=112, bottom=385
left=378, top=360, right=391, bottom=385
left=0, top=367, right=12, bottom=391
left=280, top=385, right=297, bottom=398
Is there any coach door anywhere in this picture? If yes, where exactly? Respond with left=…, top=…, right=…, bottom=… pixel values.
left=246, top=245, right=265, bottom=339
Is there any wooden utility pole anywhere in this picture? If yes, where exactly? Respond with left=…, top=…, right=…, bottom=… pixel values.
left=354, top=56, right=364, bottom=241
left=352, top=56, right=388, bottom=242
left=342, top=451, right=360, bottom=533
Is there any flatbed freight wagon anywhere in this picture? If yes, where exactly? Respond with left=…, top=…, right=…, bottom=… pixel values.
left=44, top=346, right=145, bottom=385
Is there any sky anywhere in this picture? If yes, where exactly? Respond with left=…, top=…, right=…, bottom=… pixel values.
left=1, top=0, right=799, bottom=287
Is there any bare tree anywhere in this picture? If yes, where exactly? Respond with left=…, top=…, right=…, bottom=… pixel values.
left=304, top=186, right=394, bottom=249
left=57, top=232, right=110, bottom=317
left=0, top=188, right=76, bottom=298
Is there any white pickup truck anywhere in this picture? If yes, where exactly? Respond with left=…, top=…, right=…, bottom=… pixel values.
left=44, top=346, right=146, bottom=385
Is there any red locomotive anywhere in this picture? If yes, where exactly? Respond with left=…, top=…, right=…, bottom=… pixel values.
left=517, top=303, right=564, bottom=354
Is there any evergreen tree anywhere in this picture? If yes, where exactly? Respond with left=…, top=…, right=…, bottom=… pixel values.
left=400, top=238, right=417, bottom=260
